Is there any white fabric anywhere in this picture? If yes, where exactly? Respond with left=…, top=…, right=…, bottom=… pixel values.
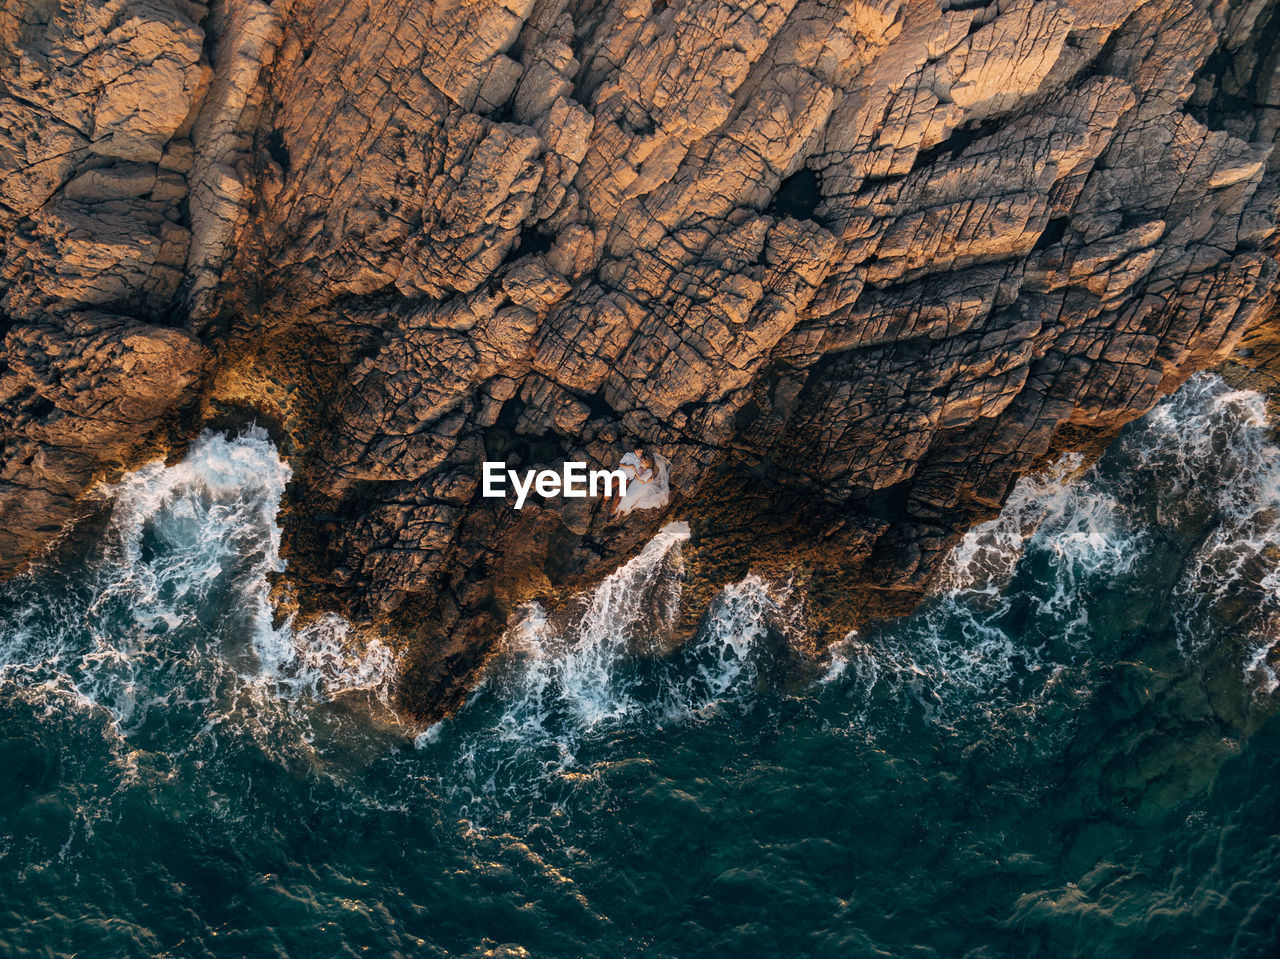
left=615, top=452, right=669, bottom=515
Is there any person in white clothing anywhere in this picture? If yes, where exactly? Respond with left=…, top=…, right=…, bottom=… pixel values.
left=609, top=448, right=668, bottom=517
left=620, top=448, right=654, bottom=483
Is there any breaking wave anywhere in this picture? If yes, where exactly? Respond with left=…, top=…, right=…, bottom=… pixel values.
left=1128, top=377, right=1280, bottom=693
left=421, top=523, right=796, bottom=816
left=484, top=522, right=791, bottom=741
left=6, top=374, right=1268, bottom=798
left=0, top=430, right=396, bottom=746
left=820, top=373, right=1280, bottom=728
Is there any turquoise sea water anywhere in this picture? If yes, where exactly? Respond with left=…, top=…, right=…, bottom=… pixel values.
left=2, top=373, right=1278, bottom=958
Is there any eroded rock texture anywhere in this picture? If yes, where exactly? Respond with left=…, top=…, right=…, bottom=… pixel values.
left=3, top=0, right=1280, bottom=718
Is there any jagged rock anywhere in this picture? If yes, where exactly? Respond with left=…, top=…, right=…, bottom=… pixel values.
left=2, top=0, right=1280, bottom=720
left=0, top=312, right=206, bottom=571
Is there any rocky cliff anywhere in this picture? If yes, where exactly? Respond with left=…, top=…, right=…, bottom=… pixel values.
left=3, top=0, right=1280, bottom=719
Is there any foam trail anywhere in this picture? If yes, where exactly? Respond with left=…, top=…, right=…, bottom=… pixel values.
left=676, top=575, right=775, bottom=702
left=863, top=451, right=1135, bottom=701
left=825, top=373, right=1280, bottom=713
left=497, top=522, right=796, bottom=736
left=0, top=430, right=396, bottom=741
left=431, top=523, right=793, bottom=814
left=496, top=521, right=691, bottom=736
left=940, top=451, right=1137, bottom=618
left=1126, top=377, right=1280, bottom=686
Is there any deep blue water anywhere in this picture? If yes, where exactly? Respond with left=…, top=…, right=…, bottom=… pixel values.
left=1, top=373, right=1278, bottom=958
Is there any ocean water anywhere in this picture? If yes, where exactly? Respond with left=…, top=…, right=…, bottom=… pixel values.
left=2, top=373, right=1278, bottom=958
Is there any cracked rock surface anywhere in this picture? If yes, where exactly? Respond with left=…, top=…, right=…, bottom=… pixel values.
left=3, top=0, right=1280, bottom=719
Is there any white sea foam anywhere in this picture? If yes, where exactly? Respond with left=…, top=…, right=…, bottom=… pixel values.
left=496, top=521, right=691, bottom=736
left=666, top=574, right=778, bottom=712
left=434, top=522, right=792, bottom=810
left=827, top=452, right=1134, bottom=716
left=1130, top=377, right=1280, bottom=689
left=6, top=372, right=1277, bottom=816
left=823, top=373, right=1280, bottom=717
left=258, top=612, right=399, bottom=701
left=485, top=520, right=789, bottom=745
left=446, top=374, right=1280, bottom=788
left=0, top=430, right=396, bottom=740
left=940, top=451, right=1138, bottom=626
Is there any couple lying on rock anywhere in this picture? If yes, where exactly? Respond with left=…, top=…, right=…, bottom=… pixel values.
left=608, top=447, right=670, bottom=517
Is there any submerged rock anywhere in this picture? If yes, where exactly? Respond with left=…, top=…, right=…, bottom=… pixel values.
left=2, top=0, right=1280, bottom=718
